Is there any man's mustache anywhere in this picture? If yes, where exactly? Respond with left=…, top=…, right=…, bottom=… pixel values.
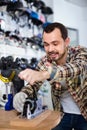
left=48, top=52, right=59, bottom=55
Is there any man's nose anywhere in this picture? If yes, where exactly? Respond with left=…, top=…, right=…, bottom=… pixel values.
left=48, top=45, right=53, bottom=52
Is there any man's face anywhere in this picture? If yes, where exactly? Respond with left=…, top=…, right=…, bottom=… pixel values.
left=43, top=28, right=70, bottom=63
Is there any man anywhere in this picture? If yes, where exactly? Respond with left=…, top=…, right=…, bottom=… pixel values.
left=13, top=22, right=87, bottom=130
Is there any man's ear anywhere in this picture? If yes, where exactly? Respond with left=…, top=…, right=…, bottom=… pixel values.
left=65, top=37, right=70, bottom=46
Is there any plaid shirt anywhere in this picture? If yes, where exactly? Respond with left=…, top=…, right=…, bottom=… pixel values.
left=22, top=46, right=87, bottom=120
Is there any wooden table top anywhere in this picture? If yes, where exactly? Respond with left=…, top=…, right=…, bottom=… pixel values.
left=0, top=109, right=60, bottom=130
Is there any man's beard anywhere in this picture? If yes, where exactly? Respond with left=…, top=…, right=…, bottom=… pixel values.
left=47, top=48, right=67, bottom=63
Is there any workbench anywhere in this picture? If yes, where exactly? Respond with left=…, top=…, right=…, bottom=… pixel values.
left=0, top=109, right=60, bottom=130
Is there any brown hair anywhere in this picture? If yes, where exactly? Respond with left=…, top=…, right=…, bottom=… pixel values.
left=43, top=22, right=68, bottom=40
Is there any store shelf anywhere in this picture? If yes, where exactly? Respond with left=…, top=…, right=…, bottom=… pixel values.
left=0, top=44, right=45, bottom=60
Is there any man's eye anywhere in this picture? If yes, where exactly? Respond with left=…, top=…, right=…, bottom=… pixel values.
left=53, top=41, right=59, bottom=46
left=53, top=43, right=58, bottom=46
left=44, top=43, right=49, bottom=46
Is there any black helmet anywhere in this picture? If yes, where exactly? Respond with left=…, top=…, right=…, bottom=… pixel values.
left=6, top=1, right=23, bottom=12
left=41, top=6, right=53, bottom=15
left=33, top=0, right=45, bottom=10
left=24, top=0, right=35, bottom=4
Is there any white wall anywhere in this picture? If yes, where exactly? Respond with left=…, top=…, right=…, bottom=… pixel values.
left=53, top=0, right=87, bottom=47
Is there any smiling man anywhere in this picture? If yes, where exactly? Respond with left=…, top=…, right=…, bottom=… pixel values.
left=13, top=22, right=87, bottom=130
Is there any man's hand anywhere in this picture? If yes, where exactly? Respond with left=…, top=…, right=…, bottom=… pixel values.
left=18, top=69, right=50, bottom=85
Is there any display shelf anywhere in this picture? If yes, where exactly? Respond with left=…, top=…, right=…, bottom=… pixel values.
left=0, top=44, right=45, bottom=60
